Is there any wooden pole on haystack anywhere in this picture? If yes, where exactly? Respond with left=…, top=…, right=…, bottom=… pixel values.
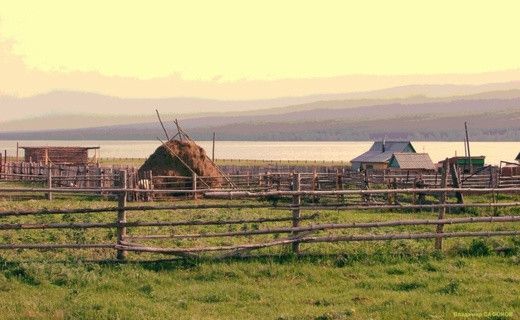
left=155, top=109, right=171, bottom=141
left=173, top=120, right=237, bottom=189
left=212, top=132, right=216, bottom=162
left=174, top=119, right=183, bottom=142
left=465, top=121, right=472, bottom=174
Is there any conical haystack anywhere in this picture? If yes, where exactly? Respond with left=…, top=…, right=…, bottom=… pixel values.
left=139, top=140, right=223, bottom=188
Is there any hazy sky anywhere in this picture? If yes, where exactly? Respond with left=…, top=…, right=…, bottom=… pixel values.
left=1, top=1, right=520, bottom=98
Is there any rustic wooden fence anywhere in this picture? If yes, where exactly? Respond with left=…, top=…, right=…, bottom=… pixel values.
left=0, top=172, right=519, bottom=261
left=2, top=161, right=520, bottom=202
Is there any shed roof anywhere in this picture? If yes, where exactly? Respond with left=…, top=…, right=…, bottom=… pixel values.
left=20, top=146, right=99, bottom=150
left=351, top=141, right=415, bottom=164
left=390, top=153, right=435, bottom=170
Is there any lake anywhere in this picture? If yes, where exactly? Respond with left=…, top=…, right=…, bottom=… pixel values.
left=0, top=140, right=518, bottom=165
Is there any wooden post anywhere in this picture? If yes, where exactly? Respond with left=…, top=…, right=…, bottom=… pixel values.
left=450, top=163, right=464, bottom=204
left=465, top=121, right=473, bottom=174
left=490, top=166, right=498, bottom=216
left=363, top=170, right=371, bottom=203
left=392, top=177, right=398, bottom=205
left=435, top=159, right=449, bottom=250
left=16, top=142, right=19, bottom=162
left=412, top=177, right=417, bottom=206
left=212, top=132, right=216, bottom=162
left=338, top=172, right=344, bottom=204
left=312, top=168, right=318, bottom=203
left=192, top=172, right=198, bottom=200
left=292, top=173, right=301, bottom=254
left=117, top=170, right=128, bottom=261
left=148, top=170, right=154, bottom=202
left=46, top=164, right=53, bottom=201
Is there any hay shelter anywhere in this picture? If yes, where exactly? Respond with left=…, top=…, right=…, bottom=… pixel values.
left=138, top=139, right=224, bottom=188
left=21, top=146, right=99, bottom=165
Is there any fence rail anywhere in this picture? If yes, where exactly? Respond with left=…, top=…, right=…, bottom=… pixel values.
left=0, top=173, right=519, bottom=260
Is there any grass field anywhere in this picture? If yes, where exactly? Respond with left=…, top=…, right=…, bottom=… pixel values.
left=0, top=182, right=519, bottom=319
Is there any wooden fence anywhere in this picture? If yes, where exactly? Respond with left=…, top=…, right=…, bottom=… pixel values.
left=1, top=161, right=520, bottom=202
left=0, top=171, right=519, bottom=260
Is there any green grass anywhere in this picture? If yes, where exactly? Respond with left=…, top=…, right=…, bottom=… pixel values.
left=0, top=254, right=518, bottom=319
left=0, top=183, right=519, bottom=319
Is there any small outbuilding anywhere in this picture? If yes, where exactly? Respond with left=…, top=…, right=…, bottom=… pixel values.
left=21, top=146, right=99, bottom=165
left=388, top=153, right=436, bottom=172
left=351, top=141, right=416, bottom=171
left=438, top=156, right=485, bottom=173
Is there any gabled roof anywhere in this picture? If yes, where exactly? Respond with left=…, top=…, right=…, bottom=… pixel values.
left=390, top=153, right=435, bottom=170
left=351, top=141, right=415, bottom=163
left=516, top=152, right=520, bottom=161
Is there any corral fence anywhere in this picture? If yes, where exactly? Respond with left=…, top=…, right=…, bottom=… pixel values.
left=0, top=170, right=519, bottom=261
left=1, top=161, right=520, bottom=202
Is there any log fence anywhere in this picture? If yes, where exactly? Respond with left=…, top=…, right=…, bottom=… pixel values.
left=0, top=178, right=519, bottom=260
left=3, top=161, right=520, bottom=202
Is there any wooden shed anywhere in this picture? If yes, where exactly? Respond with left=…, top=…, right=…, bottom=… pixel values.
left=21, top=146, right=99, bottom=165
left=438, top=156, right=485, bottom=173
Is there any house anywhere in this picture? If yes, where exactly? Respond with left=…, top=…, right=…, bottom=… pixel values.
left=388, top=153, right=435, bottom=172
left=437, top=156, right=485, bottom=173
left=350, top=141, right=416, bottom=171
left=21, top=146, right=99, bottom=165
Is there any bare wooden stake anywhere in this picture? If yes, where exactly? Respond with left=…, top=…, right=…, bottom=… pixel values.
left=435, top=159, right=449, bottom=250
left=212, top=132, right=216, bottom=162
left=292, top=173, right=301, bottom=254
left=155, top=109, right=171, bottom=141
left=46, top=164, right=53, bottom=201
left=465, top=121, right=473, bottom=174
left=117, top=170, right=128, bottom=261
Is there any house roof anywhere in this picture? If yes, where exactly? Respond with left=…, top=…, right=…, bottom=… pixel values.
left=351, top=141, right=415, bottom=163
left=390, top=153, right=435, bottom=170
left=516, top=152, right=520, bottom=161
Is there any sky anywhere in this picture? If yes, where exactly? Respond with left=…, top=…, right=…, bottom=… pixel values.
left=1, top=0, right=520, bottom=98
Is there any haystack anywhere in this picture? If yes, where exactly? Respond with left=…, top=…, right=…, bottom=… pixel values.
left=138, top=139, right=223, bottom=188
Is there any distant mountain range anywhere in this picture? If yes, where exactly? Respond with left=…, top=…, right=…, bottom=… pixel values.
left=1, top=82, right=520, bottom=141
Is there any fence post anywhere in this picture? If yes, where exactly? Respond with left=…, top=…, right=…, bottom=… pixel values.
left=291, top=173, right=301, bottom=254
left=192, top=172, right=198, bottom=200
left=490, top=166, right=498, bottom=216
left=148, top=170, right=154, bottom=202
left=435, top=159, right=449, bottom=250
left=450, top=163, right=464, bottom=204
left=46, top=164, right=53, bottom=201
left=117, top=170, right=128, bottom=261
left=338, top=171, right=344, bottom=203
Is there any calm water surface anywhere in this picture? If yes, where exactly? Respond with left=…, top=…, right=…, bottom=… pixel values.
left=0, top=140, right=518, bottom=165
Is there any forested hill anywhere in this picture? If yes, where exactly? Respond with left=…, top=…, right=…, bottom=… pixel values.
left=1, top=92, right=519, bottom=141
